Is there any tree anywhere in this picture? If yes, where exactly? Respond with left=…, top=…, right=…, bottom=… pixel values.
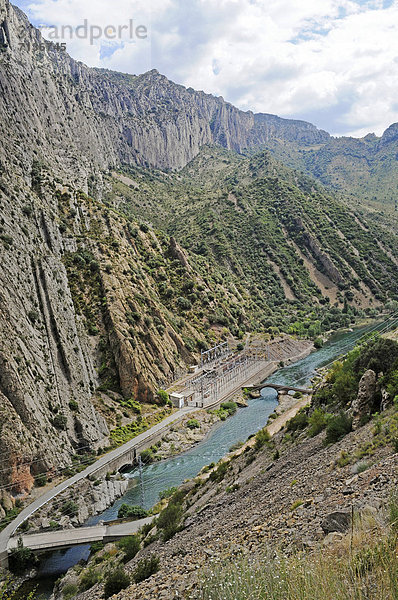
left=9, top=538, right=37, bottom=574
left=157, top=389, right=169, bottom=405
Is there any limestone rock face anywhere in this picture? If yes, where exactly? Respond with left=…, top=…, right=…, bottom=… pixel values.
left=0, top=0, right=329, bottom=189
left=29, top=476, right=129, bottom=531
left=351, top=370, right=377, bottom=429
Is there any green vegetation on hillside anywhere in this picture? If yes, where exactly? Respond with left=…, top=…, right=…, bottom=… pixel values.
left=313, top=336, right=398, bottom=412
left=103, top=148, right=396, bottom=341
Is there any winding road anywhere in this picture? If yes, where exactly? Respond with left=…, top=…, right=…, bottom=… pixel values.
left=0, top=406, right=195, bottom=566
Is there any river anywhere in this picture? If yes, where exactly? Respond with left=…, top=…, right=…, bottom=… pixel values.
left=18, top=321, right=386, bottom=597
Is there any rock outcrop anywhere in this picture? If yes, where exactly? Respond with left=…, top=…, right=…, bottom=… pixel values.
left=29, top=475, right=129, bottom=531
left=321, top=510, right=351, bottom=534
left=350, top=369, right=377, bottom=429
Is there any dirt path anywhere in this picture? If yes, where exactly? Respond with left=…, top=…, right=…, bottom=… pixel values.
left=266, top=397, right=310, bottom=436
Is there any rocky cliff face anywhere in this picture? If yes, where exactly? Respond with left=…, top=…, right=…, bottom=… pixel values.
left=0, top=0, right=329, bottom=186
left=0, top=171, right=110, bottom=497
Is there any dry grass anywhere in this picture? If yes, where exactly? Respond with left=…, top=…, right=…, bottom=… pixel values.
left=196, top=501, right=398, bottom=600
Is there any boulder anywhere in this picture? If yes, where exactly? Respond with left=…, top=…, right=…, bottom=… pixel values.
left=321, top=510, right=352, bottom=534
left=350, top=369, right=377, bottom=429
left=381, top=387, right=392, bottom=412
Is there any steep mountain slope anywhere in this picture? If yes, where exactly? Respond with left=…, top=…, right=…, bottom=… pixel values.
left=0, top=0, right=327, bottom=184
left=64, top=336, right=398, bottom=600
left=0, top=154, right=264, bottom=504
left=106, top=147, right=398, bottom=322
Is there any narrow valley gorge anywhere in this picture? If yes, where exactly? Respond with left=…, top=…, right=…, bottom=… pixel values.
left=0, top=0, right=398, bottom=597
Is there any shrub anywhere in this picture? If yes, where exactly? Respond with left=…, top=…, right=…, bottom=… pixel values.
left=314, top=337, right=324, bottom=349
left=133, top=555, right=160, bottom=583
left=209, top=461, right=229, bottom=483
left=9, top=538, right=37, bottom=574
left=140, top=448, right=155, bottom=463
left=104, top=568, right=130, bottom=598
left=117, top=504, right=148, bottom=520
left=80, top=568, right=101, bottom=591
left=68, top=399, right=79, bottom=411
left=90, top=541, right=105, bottom=554
left=157, top=502, right=183, bottom=541
left=220, top=401, right=237, bottom=416
left=229, top=441, right=244, bottom=452
left=159, top=487, right=178, bottom=500
left=290, top=499, right=304, bottom=511
left=186, top=419, right=200, bottom=430
left=324, top=412, right=352, bottom=445
left=254, top=428, right=271, bottom=450
left=355, top=461, right=370, bottom=474
left=177, top=296, right=192, bottom=311
left=35, top=472, right=47, bottom=487
left=337, top=451, right=351, bottom=467
left=118, top=535, right=140, bottom=562
left=52, top=414, right=67, bottom=430
left=286, top=408, right=308, bottom=431
left=62, top=583, right=78, bottom=600
left=22, top=204, right=33, bottom=217
left=286, top=409, right=308, bottom=432
left=157, top=389, right=169, bottom=405
left=226, top=483, right=240, bottom=493
left=307, top=408, right=328, bottom=437
left=28, top=310, right=39, bottom=323
left=61, top=500, right=78, bottom=517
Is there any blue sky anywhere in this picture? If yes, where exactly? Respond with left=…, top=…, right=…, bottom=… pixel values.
left=12, top=0, right=398, bottom=137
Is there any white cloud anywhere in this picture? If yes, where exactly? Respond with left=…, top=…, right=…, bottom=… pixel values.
left=14, top=0, right=398, bottom=136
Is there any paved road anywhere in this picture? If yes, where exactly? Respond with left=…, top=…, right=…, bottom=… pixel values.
left=0, top=407, right=196, bottom=563
left=7, top=516, right=154, bottom=552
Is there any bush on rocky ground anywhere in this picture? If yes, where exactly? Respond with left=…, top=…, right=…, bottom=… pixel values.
left=117, top=504, right=148, bottom=520
left=133, top=555, right=160, bottom=584
left=118, top=535, right=140, bottom=562
left=104, top=568, right=130, bottom=598
left=324, top=412, right=352, bottom=445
